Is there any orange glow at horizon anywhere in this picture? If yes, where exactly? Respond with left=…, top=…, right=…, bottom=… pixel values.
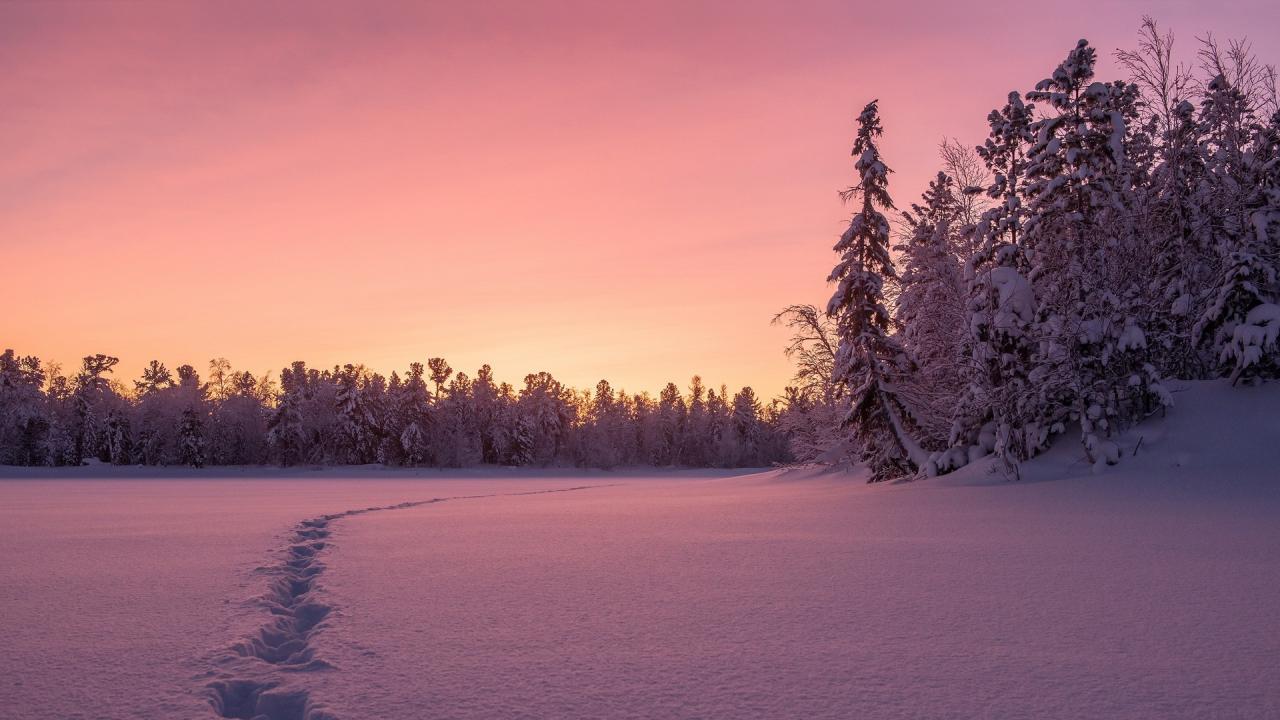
left=3, top=1, right=1277, bottom=398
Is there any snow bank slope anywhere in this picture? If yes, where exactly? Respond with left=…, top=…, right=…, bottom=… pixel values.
left=938, top=379, right=1280, bottom=485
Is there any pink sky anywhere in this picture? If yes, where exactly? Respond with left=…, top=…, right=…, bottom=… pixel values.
left=3, top=1, right=1277, bottom=398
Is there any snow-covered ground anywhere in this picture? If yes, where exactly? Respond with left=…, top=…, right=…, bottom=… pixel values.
left=0, top=474, right=603, bottom=719
left=1, top=381, right=1277, bottom=719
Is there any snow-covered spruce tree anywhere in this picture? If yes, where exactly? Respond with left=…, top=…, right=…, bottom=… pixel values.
left=893, top=171, right=967, bottom=447
left=610, top=386, right=640, bottom=465
left=131, top=360, right=176, bottom=465
left=516, top=372, right=573, bottom=466
left=581, top=379, right=622, bottom=469
left=267, top=362, right=308, bottom=467
left=104, top=409, right=131, bottom=465
left=730, top=387, right=763, bottom=467
left=358, top=371, right=388, bottom=463
left=826, top=100, right=929, bottom=481
left=41, top=368, right=78, bottom=466
left=1251, top=108, right=1280, bottom=268
left=491, top=380, right=521, bottom=465
left=70, top=354, right=120, bottom=465
left=335, top=364, right=376, bottom=464
left=177, top=405, right=206, bottom=468
left=656, top=382, right=686, bottom=466
left=1195, top=77, right=1280, bottom=381
left=437, top=371, right=483, bottom=467
left=1217, top=108, right=1280, bottom=381
left=1143, top=99, right=1216, bottom=377
left=628, top=391, right=657, bottom=464
left=0, top=350, right=50, bottom=466
left=376, top=371, right=405, bottom=465
left=510, top=413, right=536, bottom=466
left=1217, top=285, right=1280, bottom=383
left=948, top=91, right=1041, bottom=472
left=1203, top=206, right=1280, bottom=383
left=397, top=362, right=433, bottom=466
left=1022, top=40, right=1169, bottom=465
left=681, top=376, right=709, bottom=466
left=704, top=385, right=735, bottom=468
left=469, top=365, right=504, bottom=465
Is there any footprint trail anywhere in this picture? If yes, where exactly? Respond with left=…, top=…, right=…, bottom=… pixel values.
left=203, top=484, right=614, bottom=720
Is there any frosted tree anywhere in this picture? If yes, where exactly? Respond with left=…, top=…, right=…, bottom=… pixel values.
left=207, top=357, right=233, bottom=403
left=772, top=305, right=851, bottom=464
left=134, top=360, right=174, bottom=397
left=437, top=371, right=483, bottom=466
left=1023, top=39, right=1168, bottom=465
left=1217, top=108, right=1280, bottom=380
left=427, top=357, right=453, bottom=402
left=358, top=371, right=388, bottom=462
left=335, top=364, right=374, bottom=464
left=937, top=137, right=992, bottom=259
left=1115, top=17, right=1194, bottom=142
left=104, top=409, right=131, bottom=465
left=69, top=354, right=120, bottom=465
left=516, top=372, right=573, bottom=465
left=399, top=420, right=427, bottom=465
left=698, top=391, right=723, bottom=465
left=581, top=379, right=622, bottom=469
left=0, top=350, right=49, bottom=466
left=40, top=366, right=76, bottom=466
left=680, top=376, right=709, bottom=466
left=209, top=368, right=269, bottom=465
left=1201, top=145, right=1279, bottom=385
left=893, top=171, right=967, bottom=445
left=655, top=382, right=686, bottom=465
left=948, top=91, right=1041, bottom=470
left=267, top=362, right=308, bottom=467
left=376, top=371, right=405, bottom=465
left=826, top=100, right=928, bottom=481
left=632, top=391, right=663, bottom=464
left=1195, top=72, right=1280, bottom=380
left=492, top=380, right=520, bottom=464
left=1145, top=99, right=1214, bottom=376
left=773, top=305, right=838, bottom=398
left=177, top=406, right=207, bottom=468
left=469, top=365, right=505, bottom=464
left=730, top=387, right=763, bottom=467
left=305, top=369, right=343, bottom=463
left=397, top=362, right=432, bottom=466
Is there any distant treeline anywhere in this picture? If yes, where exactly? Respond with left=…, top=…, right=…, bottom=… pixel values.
left=0, top=352, right=793, bottom=469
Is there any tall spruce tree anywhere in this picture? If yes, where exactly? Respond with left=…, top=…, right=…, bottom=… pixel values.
left=827, top=100, right=928, bottom=481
